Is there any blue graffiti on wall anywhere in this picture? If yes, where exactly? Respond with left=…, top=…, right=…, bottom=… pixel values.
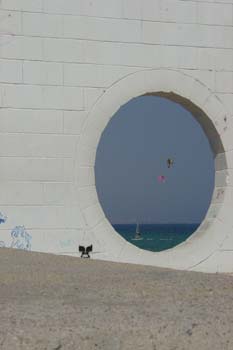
left=0, top=212, right=7, bottom=224
left=0, top=212, right=7, bottom=247
left=0, top=213, right=32, bottom=251
left=11, top=226, right=32, bottom=251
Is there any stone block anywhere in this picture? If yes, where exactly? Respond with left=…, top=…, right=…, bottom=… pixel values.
left=0, top=9, right=21, bottom=35
left=224, top=150, right=233, bottom=168
left=205, top=203, right=221, bottom=220
left=141, top=0, right=160, bottom=21
left=63, top=159, right=74, bottom=182
left=198, top=48, right=216, bottom=70
left=0, top=182, right=44, bottom=205
left=218, top=94, right=233, bottom=114
left=211, top=187, right=226, bottom=204
left=43, top=183, right=73, bottom=206
left=215, top=152, right=227, bottom=171
left=64, top=16, right=141, bottom=43
left=43, top=38, right=85, bottom=63
left=215, top=203, right=233, bottom=229
left=2, top=84, right=83, bottom=110
left=84, top=87, right=104, bottom=111
left=0, top=205, right=84, bottom=229
left=85, top=41, right=157, bottom=67
left=215, top=72, right=233, bottom=94
left=82, top=203, right=105, bottom=228
left=23, top=61, right=63, bottom=85
left=222, top=128, right=233, bottom=151
left=198, top=2, right=233, bottom=26
left=0, top=0, right=42, bottom=12
left=203, top=94, right=228, bottom=128
left=0, top=35, right=43, bottom=60
left=0, top=109, right=63, bottom=134
left=43, top=86, right=84, bottom=110
left=64, top=63, right=139, bottom=88
left=199, top=48, right=233, bottom=71
left=208, top=26, right=232, bottom=49
left=215, top=49, right=233, bottom=71
left=123, top=0, right=141, bottom=19
left=159, top=46, right=198, bottom=70
left=44, top=0, right=82, bottom=15
left=2, top=84, right=44, bottom=109
left=77, top=144, right=97, bottom=167
left=77, top=186, right=99, bottom=210
left=0, top=59, right=22, bottom=83
left=78, top=167, right=95, bottom=187
left=220, top=236, right=233, bottom=251
left=160, top=0, right=197, bottom=23
left=0, top=133, right=78, bottom=158
left=63, top=110, right=87, bottom=135
left=0, top=158, right=71, bottom=182
left=220, top=187, right=233, bottom=204
left=142, top=22, right=201, bottom=47
left=82, top=0, right=123, bottom=18
left=22, top=12, right=63, bottom=37
left=182, top=69, right=215, bottom=91
left=215, top=169, right=228, bottom=187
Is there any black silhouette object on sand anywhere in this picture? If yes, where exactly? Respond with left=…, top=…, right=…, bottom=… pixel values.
left=79, top=245, right=93, bottom=258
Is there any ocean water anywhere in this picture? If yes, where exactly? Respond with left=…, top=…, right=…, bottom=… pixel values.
left=113, top=224, right=199, bottom=252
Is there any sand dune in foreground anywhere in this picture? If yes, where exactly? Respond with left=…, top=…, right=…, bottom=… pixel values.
left=0, top=248, right=232, bottom=350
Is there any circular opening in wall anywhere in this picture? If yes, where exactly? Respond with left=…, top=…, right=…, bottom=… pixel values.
left=95, top=95, right=215, bottom=252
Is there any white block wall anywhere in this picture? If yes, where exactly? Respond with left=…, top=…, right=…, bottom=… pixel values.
left=0, top=0, right=233, bottom=272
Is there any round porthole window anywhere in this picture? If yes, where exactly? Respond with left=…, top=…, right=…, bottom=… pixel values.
left=95, top=95, right=215, bottom=252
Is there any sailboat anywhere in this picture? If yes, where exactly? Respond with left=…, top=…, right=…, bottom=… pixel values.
left=132, top=223, right=143, bottom=241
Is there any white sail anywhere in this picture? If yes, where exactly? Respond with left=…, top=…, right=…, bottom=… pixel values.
left=132, top=222, right=143, bottom=241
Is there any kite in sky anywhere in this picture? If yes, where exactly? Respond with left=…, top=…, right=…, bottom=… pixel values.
left=158, top=175, right=166, bottom=183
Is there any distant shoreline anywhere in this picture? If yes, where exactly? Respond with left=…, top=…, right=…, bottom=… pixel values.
left=112, top=223, right=200, bottom=251
left=112, top=223, right=201, bottom=226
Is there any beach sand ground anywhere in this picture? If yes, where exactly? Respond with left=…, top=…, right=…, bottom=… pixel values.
left=0, top=248, right=233, bottom=350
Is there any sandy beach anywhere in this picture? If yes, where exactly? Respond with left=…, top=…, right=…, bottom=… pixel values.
left=0, top=248, right=233, bottom=350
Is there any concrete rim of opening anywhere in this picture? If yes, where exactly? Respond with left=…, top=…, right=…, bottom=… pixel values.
left=76, top=68, right=231, bottom=271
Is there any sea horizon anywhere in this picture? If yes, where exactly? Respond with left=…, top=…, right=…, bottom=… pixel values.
left=112, top=223, right=200, bottom=252
left=112, top=222, right=201, bottom=227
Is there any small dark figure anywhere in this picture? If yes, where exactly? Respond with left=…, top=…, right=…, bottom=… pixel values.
left=79, top=245, right=93, bottom=258
left=167, top=158, right=174, bottom=168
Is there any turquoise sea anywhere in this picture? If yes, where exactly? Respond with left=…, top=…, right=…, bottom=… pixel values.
left=113, top=224, right=199, bottom=252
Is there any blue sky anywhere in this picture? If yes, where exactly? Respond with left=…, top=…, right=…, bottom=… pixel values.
left=95, top=95, right=214, bottom=224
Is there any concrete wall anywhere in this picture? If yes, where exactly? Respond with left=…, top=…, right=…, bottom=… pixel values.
left=0, top=0, right=233, bottom=272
